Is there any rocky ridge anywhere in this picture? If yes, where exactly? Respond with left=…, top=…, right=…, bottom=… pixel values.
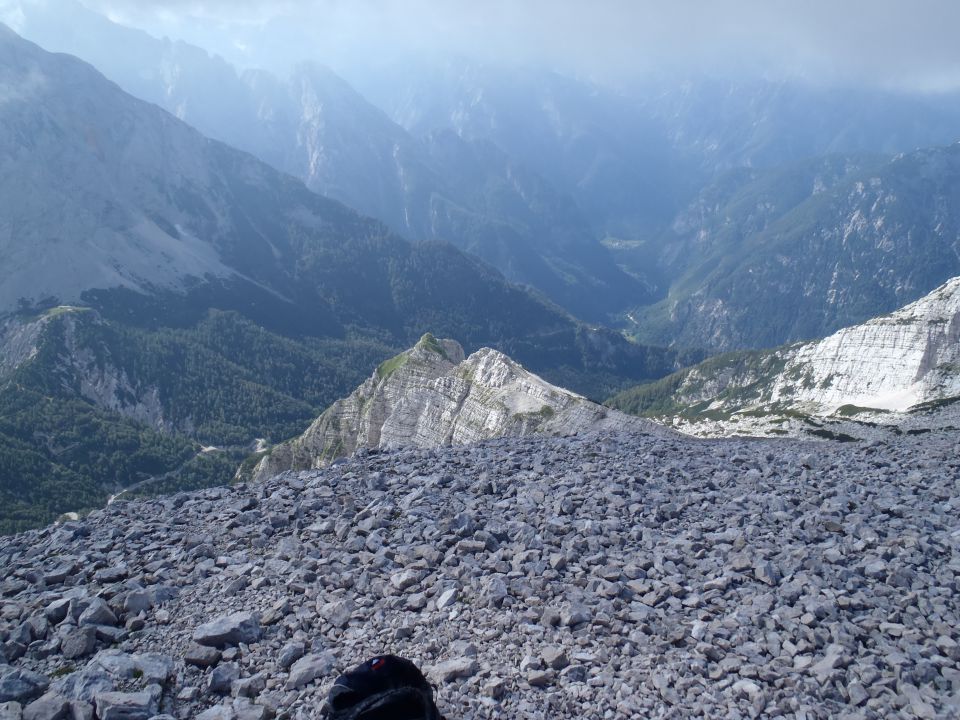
left=0, top=427, right=958, bottom=719
left=0, top=308, right=171, bottom=431
left=253, top=334, right=654, bottom=481
left=769, top=277, right=960, bottom=412
left=611, top=276, right=960, bottom=438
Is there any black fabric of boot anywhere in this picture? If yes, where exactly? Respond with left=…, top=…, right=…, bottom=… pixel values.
left=321, top=655, right=446, bottom=720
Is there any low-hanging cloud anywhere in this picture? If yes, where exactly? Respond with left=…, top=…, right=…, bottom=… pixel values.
left=79, top=0, right=960, bottom=91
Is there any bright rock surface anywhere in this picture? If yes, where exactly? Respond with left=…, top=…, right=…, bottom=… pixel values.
left=254, top=334, right=656, bottom=479
left=770, top=276, right=960, bottom=412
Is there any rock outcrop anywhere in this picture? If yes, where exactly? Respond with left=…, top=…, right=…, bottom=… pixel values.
left=253, top=334, right=654, bottom=480
left=611, top=277, right=960, bottom=436
left=769, top=276, right=960, bottom=411
left=0, top=308, right=171, bottom=430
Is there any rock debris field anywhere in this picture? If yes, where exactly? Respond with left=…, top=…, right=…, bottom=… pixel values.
left=1, top=429, right=959, bottom=719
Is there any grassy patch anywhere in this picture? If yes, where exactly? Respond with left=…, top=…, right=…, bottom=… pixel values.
left=909, top=395, right=960, bottom=413
left=376, top=353, right=409, bottom=381
left=834, top=404, right=880, bottom=417
left=417, top=332, right=447, bottom=357
left=808, top=428, right=858, bottom=442
left=319, top=439, right=345, bottom=464
left=512, top=404, right=557, bottom=425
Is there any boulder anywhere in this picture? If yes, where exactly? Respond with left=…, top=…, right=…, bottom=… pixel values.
left=192, top=613, right=260, bottom=648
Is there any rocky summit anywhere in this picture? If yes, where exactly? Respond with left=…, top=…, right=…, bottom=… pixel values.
left=253, top=334, right=653, bottom=481
left=1, top=426, right=958, bottom=719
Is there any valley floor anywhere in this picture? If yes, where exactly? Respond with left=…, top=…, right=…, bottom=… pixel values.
left=0, top=429, right=958, bottom=719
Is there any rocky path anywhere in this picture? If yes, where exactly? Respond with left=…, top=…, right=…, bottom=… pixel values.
left=1, top=429, right=958, bottom=719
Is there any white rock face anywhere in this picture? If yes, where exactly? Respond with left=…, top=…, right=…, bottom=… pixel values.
left=57, top=316, right=170, bottom=431
left=642, top=277, right=960, bottom=439
left=253, top=334, right=655, bottom=480
left=770, top=277, right=960, bottom=412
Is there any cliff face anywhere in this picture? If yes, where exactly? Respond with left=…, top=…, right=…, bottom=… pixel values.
left=631, top=146, right=960, bottom=353
left=0, top=312, right=51, bottom=379
left=610, top=277, right=960, bottom=437
left=253, top=334, right=652, bottom=480
left=0, top=309, right=171, bottom=430
left=769, top=277, right=960, bottom=412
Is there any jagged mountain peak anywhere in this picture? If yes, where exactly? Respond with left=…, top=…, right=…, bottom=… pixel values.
left=251, top=335, right=656, bottom=480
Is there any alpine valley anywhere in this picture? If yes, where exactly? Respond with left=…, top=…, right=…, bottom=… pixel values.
left=0, top=4, right=959, bottom=720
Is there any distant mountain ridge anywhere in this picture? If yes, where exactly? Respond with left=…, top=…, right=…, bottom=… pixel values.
left=253, top=334, right=658, bottom=481
left=0, top=23, right=665, bottom=372
left=12, top=1, right=960, bottom=339
left=629, top=146, right=960, bottom=351
left=1, top=3, right=645, bottom=320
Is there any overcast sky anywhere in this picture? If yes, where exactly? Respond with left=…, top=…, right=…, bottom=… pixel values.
left=64, top=0, right=960, bottom=90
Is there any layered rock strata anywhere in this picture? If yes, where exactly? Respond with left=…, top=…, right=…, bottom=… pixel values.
left=770, top=276, right=960, bottom=412
left=612, top=277, right=960, bottom=438
left=253, top=334, right=654, bottom=480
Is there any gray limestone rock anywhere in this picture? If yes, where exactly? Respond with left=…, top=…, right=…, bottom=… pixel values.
left=77, top=600, right=116, bottom=629
left=436, top=588, right=458, bottom=610
left=206, top=664, right=240, bottom=696
left=231, top=674, right=265, bottom=699
left=542, top=647, right=569, bottom=671
left=753, top=561, right=782, bottom=586
left=43, top=602, right=70, bottom=627
left=192, top=613, right=260, bottom=649
left=122, top=592, right=151, bottom=616
left=0, top=668, right=49, bottom=704
left=276, top=643, right=304, bottom=671
left=93, top=691, right=156, bottom=720
left=60, top=629, right=96, bottom=661
left=430, top=658, right=479, bottom=683
left=195, top=705, right=234, bottom=720
left=184, top=644, right=221, bottom=669
left=285, top=654, right=334, bottom=690
left=526, top=669, right=553, bottom=687
left=92, top=566, right=128, bottom=585
left=21, top=692, right=68, bottom=720
left=1, top=425, right=959, bottom=719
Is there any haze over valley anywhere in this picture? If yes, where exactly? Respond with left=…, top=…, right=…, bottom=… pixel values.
left=0, top=3, right=959, bottom=719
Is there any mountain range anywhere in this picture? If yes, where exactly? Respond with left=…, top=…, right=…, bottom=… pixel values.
left=0, top=8, right=958, bottom=718
left=627, top=146, right=960, bottom=350
left=1, top=5, right=960, bottom=532
left=0, top=26, right=696, bottom=533
left=11, top=0, right=960, bottom=335
left=1, top=1, right=645, bottom=321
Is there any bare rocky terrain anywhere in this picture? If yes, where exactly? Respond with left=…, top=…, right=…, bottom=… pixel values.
left=253, top=334, right=653, bottom=481
left=1, top=427, right=958, bottom=719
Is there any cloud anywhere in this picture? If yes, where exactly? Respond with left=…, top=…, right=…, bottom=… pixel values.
left=76, top=0, right=960, bottom=90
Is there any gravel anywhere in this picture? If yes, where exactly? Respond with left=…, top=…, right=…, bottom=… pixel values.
left=0, top=429, right=958, bottom=718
